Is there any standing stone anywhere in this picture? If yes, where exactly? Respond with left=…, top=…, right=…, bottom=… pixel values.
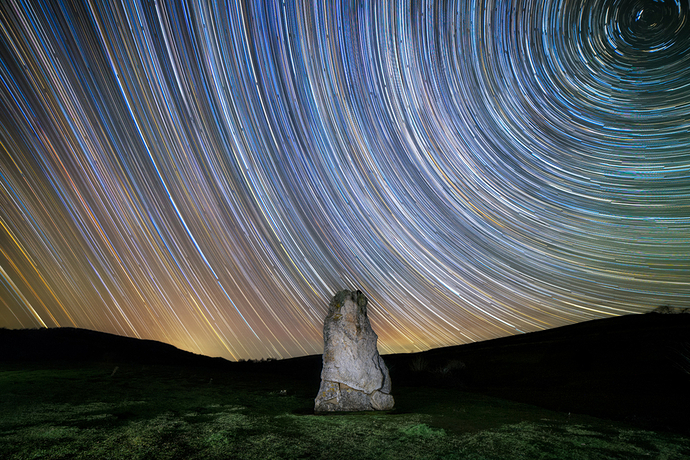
left=314, top=289, right=394, bottom=412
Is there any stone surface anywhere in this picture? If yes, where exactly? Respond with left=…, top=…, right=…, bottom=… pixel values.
left=314, top=289, right=394, bottom=412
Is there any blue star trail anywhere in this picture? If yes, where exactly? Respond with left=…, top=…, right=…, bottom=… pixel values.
left=1, top=0, right=688, bottom=360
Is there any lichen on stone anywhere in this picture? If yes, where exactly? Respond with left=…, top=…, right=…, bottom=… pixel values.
left=315, top=289, right=394, bottom=412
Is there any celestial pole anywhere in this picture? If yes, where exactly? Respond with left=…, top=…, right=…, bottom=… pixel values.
left=1, top=0, right=689, bottom=360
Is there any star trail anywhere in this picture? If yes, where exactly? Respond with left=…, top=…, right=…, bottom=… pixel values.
left=1, top=0, right=689, bottom=360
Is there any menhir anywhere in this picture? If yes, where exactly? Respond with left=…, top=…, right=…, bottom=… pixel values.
left=314, top=289, right=394, bottom=411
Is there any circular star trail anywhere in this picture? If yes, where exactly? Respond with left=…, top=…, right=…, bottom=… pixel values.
left=0, top=0, right=688, bottom=360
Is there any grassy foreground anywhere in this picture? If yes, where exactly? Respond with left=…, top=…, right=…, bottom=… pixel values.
left=1, top=363, right=689, bottom=459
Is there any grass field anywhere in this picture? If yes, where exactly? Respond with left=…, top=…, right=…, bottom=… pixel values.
left=1, top=362, right=689, bottom=459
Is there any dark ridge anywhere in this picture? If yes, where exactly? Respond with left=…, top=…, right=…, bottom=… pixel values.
left=2, top=312, right=689, bottom=433
left=0, top=327, right=229, bottom=367
left=384, top=312, right=690, bottom=434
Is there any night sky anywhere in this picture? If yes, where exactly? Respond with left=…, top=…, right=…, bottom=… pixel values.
left=1, top=0, right=689, bottom=360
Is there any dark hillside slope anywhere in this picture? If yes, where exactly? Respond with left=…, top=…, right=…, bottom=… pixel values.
left=0, top=327, right=228, bottom=367
left=385, top=313, right=690, bottom=433
left=2, top=313, right=689, bottom=433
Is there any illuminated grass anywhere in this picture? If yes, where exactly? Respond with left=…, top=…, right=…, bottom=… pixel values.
left=1, top=364, right=688, bottom=459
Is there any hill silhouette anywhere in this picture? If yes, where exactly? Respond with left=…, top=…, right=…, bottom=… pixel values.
left=2, top=312, right=689, bottom=434
left=0, top=327, right=228, bottom=367
left=385, top=312, right=690, bottom=433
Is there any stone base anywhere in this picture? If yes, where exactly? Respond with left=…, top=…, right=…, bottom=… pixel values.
left=314, top=380, right=394, bottom=412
